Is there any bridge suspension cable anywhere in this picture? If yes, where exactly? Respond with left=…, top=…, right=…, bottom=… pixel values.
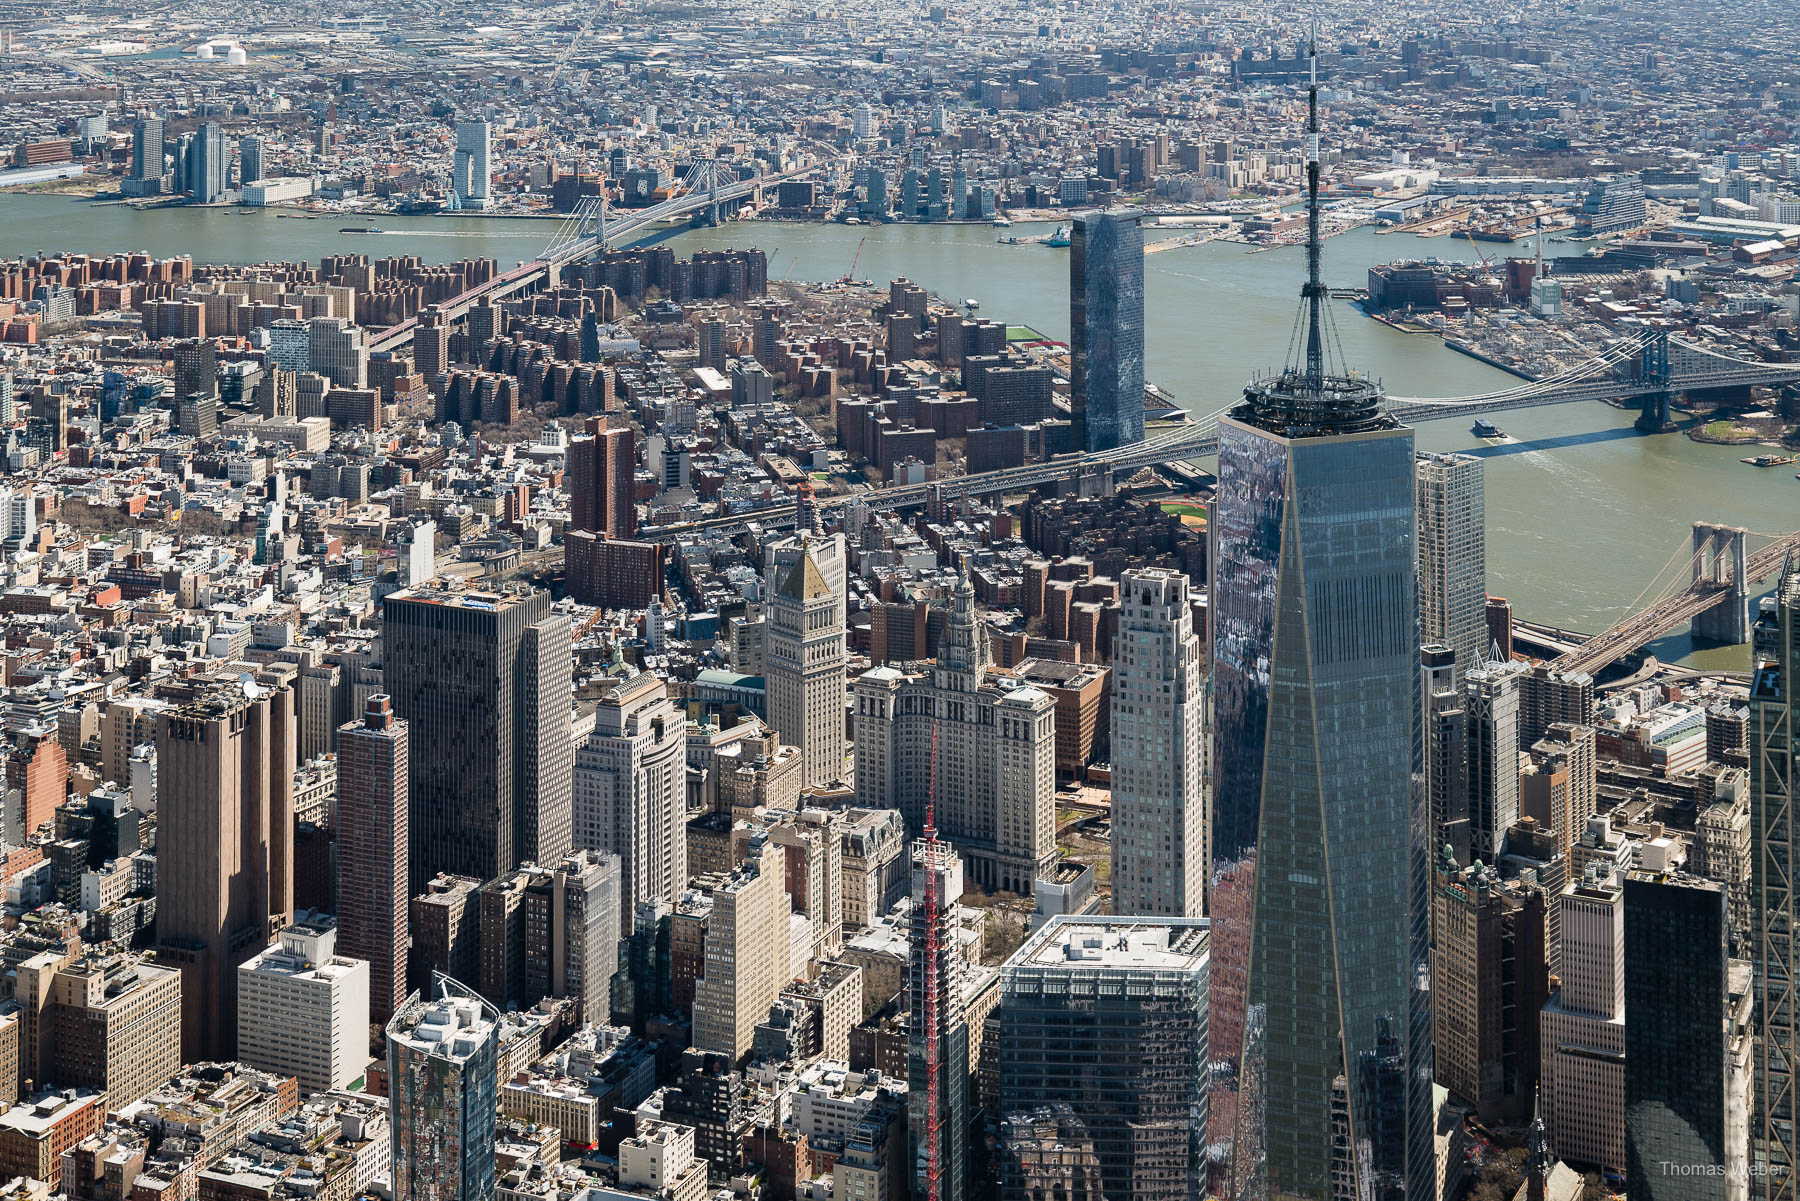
left=1614, top=536, right=1709, bottom=624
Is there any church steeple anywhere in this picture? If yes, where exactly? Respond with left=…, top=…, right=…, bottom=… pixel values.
left=1526, top=1087, right=1554, bottom=1201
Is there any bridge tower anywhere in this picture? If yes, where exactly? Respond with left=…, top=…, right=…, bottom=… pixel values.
left=1635, top=328, right=1676, bottom=433
left=1691, top=521, right=1750, bottom=644
left=574, top=194, right=609, bottom=254
left=691, top=155, right=724, bottom=228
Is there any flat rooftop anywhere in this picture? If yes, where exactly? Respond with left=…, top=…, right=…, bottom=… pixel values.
left=1009, top=917, right=1210, bottom=971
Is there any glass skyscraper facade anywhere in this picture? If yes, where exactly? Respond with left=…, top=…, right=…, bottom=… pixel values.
left=387, top=976, right=499, bottom=1201
left=997, top=918, right=1211, bottom=1201
left=188, top=121, right=227, bottom=204
left=1622, top=872, right=1740, bottom=1201
left=1069, top=207, right=1145, bottom=453
left=1754, top=563, right=1800, bottom=1197
left=1211, top=396, right=1431, bottom=1199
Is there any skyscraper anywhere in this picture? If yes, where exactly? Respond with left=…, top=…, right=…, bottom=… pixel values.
left=188, top=121, right=227, bottom=203
left=517, top=850, right=622, bottom=1023
left=691, top=837, right=791, bottom=1063
left=239, top=133, right=263, bottom=185
left=1422, top=645, right=1472, bottom=865
left=910, top=835, right=967, bottom=1201
left=388, top=977, right=498, bottom=1201
left=130, top=116, right=165, bottom=183
left=154, top=675, right=297, bottom=1063
left=1069, top=206, right=1145, bottom=453
left=337, top=694, right=409, bottom=1022
left=698, top=318, right=727, bottom=373
left=766, top=546, right=846, bottom=791
left=1753, top=566, right=1800, bottom=1194
left=571, top=672, right=687, bottom=915
left=521, top=615, right=575, bottom=867
left=567, top=424, right=636, bottom=538
left=1623, top=871, right=1752, bottom=1200
left=1416, top=452, right=1488, bottom=674
left=1109, top=568, right=1208, bottom=918
left=1429, top=854, right=1548, bottom=1124
left=997, top=918, right=1210, bottom=1201
left=1539, top=868, right=1626, bottom=1175
left=383, top=587, right=573, bottom=892
left=1465, top=659, right=1525, bottom=862
left=415, top=306, right=449, bottom=386
left=1208, top=46, right=1430, bottom=1199
left=453, top=119, right=491, bottom=210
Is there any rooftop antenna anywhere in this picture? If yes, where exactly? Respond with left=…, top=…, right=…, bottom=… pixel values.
left=1302, top=23, right=1326, bottom=390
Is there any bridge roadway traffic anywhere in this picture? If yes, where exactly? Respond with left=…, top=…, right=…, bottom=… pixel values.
left=366, top=159, right=834, bottom=355
left=1550, top=531, right=1800, bottom=677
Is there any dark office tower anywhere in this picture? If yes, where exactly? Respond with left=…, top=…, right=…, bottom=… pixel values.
left=1069, top=206, right=1145, bottom=453
left=1624, top=871, right=1752, bottom=1200
left=155, top=676, right=297, bottom=1064
left=1423, top=645, right=1471, bottom=866
left=997, top=918, right=1210, bottom=1201
left=338, top=695, right=409, bottom=1022
left=383, top=587, right=572, bottom=892
left=130, top=116, right=165, bottom=181
left=1485, top=595, right=1514, bottom=661
left=1429, top=855, right=1547, bottom=1125
left=189, top=121, right=227, bottom=203
left=239, top=134, right=263, bottom=185
left=173, top=338, right=217, bottom=398
left=579, top=311, right=602, bottom=364
left=567, top=424, right=636, bottom=538
left=1518, top=664, right=1595, bottom=748
left=1753, top=564, right=1800, bottom=1192
left=520, top=615, right=574, bottom=867
left=1210, top=47, right=1430, bottom=1201
left=1465, top=660, right=1524, bottom=862
left=415, top=306, right=449, bottom=385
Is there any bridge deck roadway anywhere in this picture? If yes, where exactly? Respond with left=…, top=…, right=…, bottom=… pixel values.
left=1551, top=534, right=1800, bottom=676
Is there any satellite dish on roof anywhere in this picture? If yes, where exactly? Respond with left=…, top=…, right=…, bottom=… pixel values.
left=239, top=672, right=266, bottom=700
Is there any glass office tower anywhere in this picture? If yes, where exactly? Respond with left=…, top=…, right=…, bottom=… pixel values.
left=1753, top=561, right=1800, bottom=1196
left=1069, top=207, right=1145, bottom=453
left=1212, top=392, right=1429, bottom=1201
left=1209, top=45, right=1430, bottom=1199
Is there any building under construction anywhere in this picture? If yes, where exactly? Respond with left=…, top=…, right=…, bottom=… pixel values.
left=909, top=832, right=968, bottom=1201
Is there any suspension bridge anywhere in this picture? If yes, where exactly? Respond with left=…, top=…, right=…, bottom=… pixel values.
left=366, top=151, right=842, bottom=354
left=1547, top=524, right=1800, bottom=677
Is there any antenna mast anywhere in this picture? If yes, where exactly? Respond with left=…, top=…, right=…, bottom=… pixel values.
left=1302, top=30, right=1325, bottom=389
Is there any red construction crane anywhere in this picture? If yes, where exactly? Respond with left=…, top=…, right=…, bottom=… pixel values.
left=839, top=236, right=866, bottom=284
left=921, top=720, right=943, bottom=1201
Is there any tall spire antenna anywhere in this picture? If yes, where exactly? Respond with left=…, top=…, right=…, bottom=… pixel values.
left=1302, top=25, right=1326, bottom=389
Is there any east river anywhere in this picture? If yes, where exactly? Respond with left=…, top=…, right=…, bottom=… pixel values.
left=5, top=191, right=1796, bottom=670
